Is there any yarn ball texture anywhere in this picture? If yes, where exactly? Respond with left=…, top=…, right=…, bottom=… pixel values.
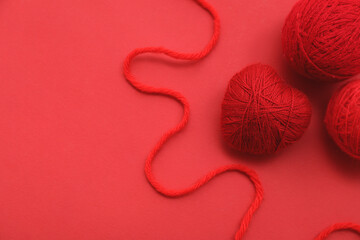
left=325, top=79, right=360, bottom=160
left=221, top=64, right=312, bottom=154
left=282, top=0, right=360, bottom=82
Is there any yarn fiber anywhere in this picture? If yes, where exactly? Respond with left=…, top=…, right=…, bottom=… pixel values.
left=325, top=79, right=360, bottom=159
left=282, top=0, right=360, bottom=81
left=221, top=64, right=312, bottom=154
left=123, top=1, right=264, bottom=239
left=315, top=223, right=360, bottom=240
left=123, top=0, right=360, bottom=238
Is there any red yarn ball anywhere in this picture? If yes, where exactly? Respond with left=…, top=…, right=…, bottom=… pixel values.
left=282, top=0, right=360, bottom=82
left=325, top=79, right=360, bottom=159
left=221, top=64, right=312, bottom=154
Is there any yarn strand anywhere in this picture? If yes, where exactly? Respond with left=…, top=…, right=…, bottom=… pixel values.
left=123, top=0, right=264, bottom=239
left=315, top=223, right=360, bottom=240
left=123, top=0, right=359, bottom=239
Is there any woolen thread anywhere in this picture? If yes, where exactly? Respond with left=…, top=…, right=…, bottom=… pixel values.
left=315, top=223, right=360, bottom=240
left=221, top=64, right=312, bottom=154
left=282, top=0, right=360, bottom=81
left=325, top=79, right=360, bottom=159
left=123, top=0, right=360, bottom=238
left=123, top=1, right=264, bottom=239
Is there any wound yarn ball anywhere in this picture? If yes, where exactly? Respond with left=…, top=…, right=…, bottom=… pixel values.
left=325, top=79, right=360, bottom=159
left=282, top=0, right=360, bottom=82
left=221, top=64, right=312, bottom=155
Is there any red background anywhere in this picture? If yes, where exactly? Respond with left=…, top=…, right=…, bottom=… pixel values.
left=0, top=0, right=359, bottom=239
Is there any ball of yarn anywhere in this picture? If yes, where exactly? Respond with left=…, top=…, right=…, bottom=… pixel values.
left=325, top=79, right=360, bottom=159
left=221, top=64, right=312, bottom=154
left=282, top=0, right=360, bottom=82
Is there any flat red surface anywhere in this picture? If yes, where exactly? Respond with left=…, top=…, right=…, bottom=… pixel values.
left=0, top=0, right=359, bottom=239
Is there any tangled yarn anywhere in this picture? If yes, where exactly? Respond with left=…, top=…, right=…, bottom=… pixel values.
left=221, top=64, right=312, bottom=154
left=282, top=0, right=360, bottom=81
left=325, top=79, right=360, bottom=159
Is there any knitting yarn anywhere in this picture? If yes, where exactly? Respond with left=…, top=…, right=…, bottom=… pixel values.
left=282, top=0, right=360, bottom=82
left=221, top=64, right=312, bottom=154
left=315, top=223, right=360, bottom=240
left=124, top=1, right=264, bottom=239
left=123, top=0, right=360, bottom=238
left=325, top=79, right=360, bottom=159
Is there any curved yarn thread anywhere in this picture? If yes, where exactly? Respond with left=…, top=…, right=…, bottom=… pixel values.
left=315, top=223, right=360, bottom=239
left=123, top=0, right=263, bottom=239
left=123, top=0, right=359, bottom=239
